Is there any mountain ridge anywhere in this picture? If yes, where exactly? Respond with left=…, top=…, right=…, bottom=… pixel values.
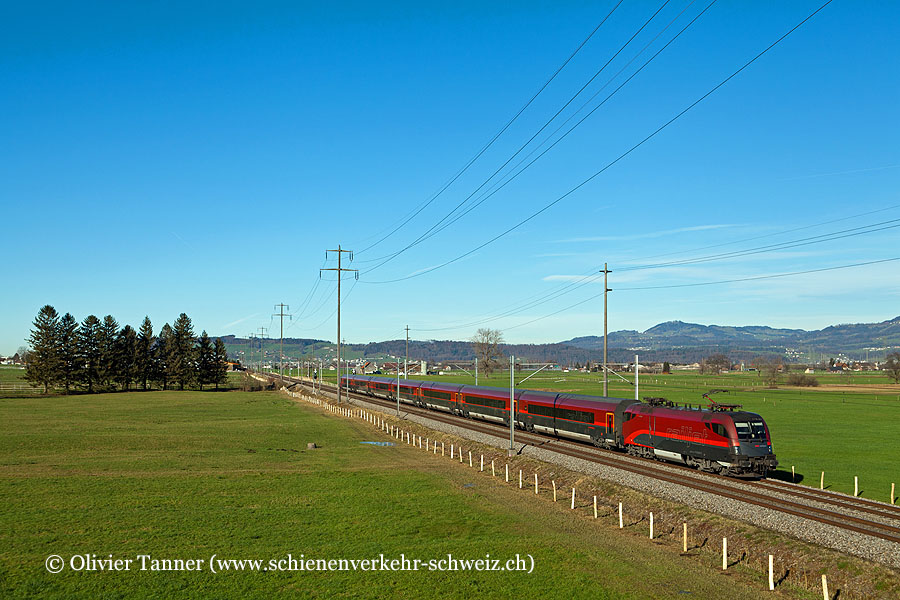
left=222, top=317, right=900, bottom=365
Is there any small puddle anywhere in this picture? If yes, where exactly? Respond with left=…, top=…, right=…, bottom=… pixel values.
left=360, top=441, right=395, bottom=446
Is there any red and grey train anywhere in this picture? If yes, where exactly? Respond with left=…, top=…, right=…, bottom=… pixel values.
left=341, top=375, right=777, bottom=477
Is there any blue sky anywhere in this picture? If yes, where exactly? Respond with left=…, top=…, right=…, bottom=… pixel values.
left=2, top=1, right=898, bottom=354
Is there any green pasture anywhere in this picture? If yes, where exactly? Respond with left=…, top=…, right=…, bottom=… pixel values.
left=0, top=368, right=245, bottom=397
left=0, top=366, right=26, bottom=382
left=317, top=369, right=900, bottom=500
left=1, top=390, right=783, bottom=599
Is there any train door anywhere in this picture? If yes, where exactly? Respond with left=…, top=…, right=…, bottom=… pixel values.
left=605, top=413, right=614, bottom=441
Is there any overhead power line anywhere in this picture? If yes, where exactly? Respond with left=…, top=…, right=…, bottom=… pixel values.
left=358, top=0, right=682, bottom=270
left=361, top=0, right=707, bottom=268
left=353, top=1, right=625, bottom=257
left=409, top=203, right=899, bottom=334
left=362, top=0, right=835, bottom=285
left=501, top=257, right=900, bottom=333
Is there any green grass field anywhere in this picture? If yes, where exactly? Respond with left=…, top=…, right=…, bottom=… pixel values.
left=1, top=390, right=789, bottom=599
left=314, top=369, right=900, bottom=500
left=0, top=366, right=27, bottom=382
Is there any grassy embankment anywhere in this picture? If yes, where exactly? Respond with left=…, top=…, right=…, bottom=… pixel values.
left=1, top=389, right=792, bottom=599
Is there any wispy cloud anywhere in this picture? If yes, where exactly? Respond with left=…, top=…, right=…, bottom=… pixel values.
left=779, top=164, right=900, bottom=181
left=222, top=313, right=259, bottom=330
left=403, top=252, right=478, bottom=278
left=170, top=231, right=196, bottom=250
left=556, top=224, right=735, bottom=243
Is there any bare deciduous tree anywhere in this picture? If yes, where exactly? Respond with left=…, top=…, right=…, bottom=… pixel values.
left=700, top=353, right=731, bottom=375
left=752, top=355, right=783, bottom=388
left=885, top=352, right=900, bottom=384
left=471, top=328, right=504, bottom=376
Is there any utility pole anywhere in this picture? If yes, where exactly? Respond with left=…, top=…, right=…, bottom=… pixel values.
left=405, top=325, right=409, bottom=379
left=509, top=355, right=515, bottom=457
left=343, top=337, right=350, bottom=400
left=475, top=357, right=478, bottom=386
left=602, top=263, right=611, bottom=397
left=257, top=326, right=268, bottom=374
left=273, top=303, right=291, bottom=385
left=248, top=333, right=255, bottom=372
left=396, top=360, right=400, bottom=416
left=321, top=245, right=357, bottom=403
left=635, top=354, right=639, bottom=401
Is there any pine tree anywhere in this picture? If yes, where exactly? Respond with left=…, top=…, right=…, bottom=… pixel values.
left=25, top=305, right=61, bottom=393
left=58, top=313, right=79, bottom=394
left=98, top=315, right=120, bottom=389
left=153, top=324, right=175, bottom=390
left=77, top=315, right=102, bottom=393
left=171, top=313, right=196, bottom=390
left=196, top=331, right=214, bottom=390
left=213, top=338, right=229, bottom=390
left=136, top=316, right=154, bottom=391
left=114, top=325, right=138, bottom=391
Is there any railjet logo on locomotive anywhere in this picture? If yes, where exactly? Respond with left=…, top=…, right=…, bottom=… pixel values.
left=343, top=375, right=777, bottom=477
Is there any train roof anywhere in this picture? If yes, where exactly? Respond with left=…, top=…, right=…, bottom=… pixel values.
left=419, top=381, right=465, bottom=393
left=625, top=403, right=768, bottom=423
left=551, top=393, right=629, bottom=411
left=518, top=391, right=626, bottom=412
left=397, top=380, right=424, bottom=388
left=459, top=384, right=521, bottom=400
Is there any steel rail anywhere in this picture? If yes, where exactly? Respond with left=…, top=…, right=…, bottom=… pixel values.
left=278, top=375, right=900, bottom=544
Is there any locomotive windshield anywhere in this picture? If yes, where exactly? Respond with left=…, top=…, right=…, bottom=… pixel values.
left=733, top=420, right=767, bottom=441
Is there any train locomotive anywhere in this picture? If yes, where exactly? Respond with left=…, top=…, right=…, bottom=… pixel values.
left=341, top=374, right=777, bottom=477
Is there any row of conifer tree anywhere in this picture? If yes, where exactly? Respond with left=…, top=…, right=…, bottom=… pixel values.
left=25, top=305, right=230, bottom=393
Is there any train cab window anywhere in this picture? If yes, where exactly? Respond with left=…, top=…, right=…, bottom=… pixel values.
left=734, top=420, right=766, bottom=441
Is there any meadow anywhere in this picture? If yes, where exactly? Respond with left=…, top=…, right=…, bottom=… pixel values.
left=0, top=390, right=778, bottom=599
left=317, top=368, right=900, bottom=501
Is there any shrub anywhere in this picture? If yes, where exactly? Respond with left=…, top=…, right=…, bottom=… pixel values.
left=787, top=373, right=819, bottom=387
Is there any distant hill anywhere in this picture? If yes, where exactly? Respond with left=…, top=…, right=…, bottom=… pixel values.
left=563, top=316, right=900, bottom=362
left=221, top=316, right=900, bottom=366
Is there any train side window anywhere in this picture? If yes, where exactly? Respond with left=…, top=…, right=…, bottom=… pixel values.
left=708, top=423, right=728, bottom=437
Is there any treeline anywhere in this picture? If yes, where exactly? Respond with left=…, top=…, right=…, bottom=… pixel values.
left=25, top=305, right=229, bottom=394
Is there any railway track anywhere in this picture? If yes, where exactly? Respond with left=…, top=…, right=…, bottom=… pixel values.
left=271, top=373, right=900, bottom=546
